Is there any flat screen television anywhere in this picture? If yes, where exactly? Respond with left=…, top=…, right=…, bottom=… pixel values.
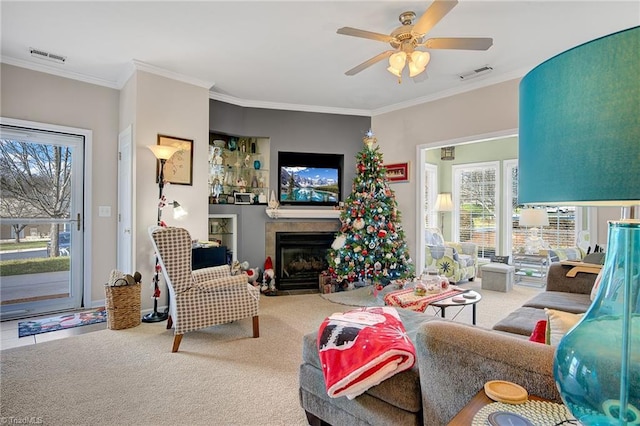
left=278, top=151, right=343, bottom=206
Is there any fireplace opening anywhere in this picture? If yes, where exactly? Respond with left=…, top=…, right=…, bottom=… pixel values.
left=275, top=232, right=334, bottom=290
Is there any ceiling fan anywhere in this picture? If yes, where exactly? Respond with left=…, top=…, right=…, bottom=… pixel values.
left=337, top=0, right=493, bottom=82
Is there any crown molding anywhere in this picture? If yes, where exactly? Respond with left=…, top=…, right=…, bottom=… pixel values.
left=208, top=91, right=372, bottom=117
left=130, top=60, right=215, bottom=90
left=371, top=68, right=527, bottom=116
left=1, top=56, right=120, bottom=89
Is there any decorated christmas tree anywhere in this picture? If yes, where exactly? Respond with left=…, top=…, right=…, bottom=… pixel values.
left=326, top=131, right=414, bottom=286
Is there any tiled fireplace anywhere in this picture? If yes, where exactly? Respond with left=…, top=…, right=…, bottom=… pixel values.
left=265, top=221, right=340, bottom=290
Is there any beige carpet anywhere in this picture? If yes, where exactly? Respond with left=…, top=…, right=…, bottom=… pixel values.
left=0, top=282, right=541, bottom=425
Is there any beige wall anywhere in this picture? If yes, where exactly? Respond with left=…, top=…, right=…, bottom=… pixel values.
left=1, top=63, right=120, bottom=306
left=372, top=79, right=520, bottom=262
left=129, top=71, right=210, bottom=310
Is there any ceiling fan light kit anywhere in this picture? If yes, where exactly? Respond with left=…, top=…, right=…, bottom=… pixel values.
left=387, top=51, right=407, bottom=77
left=337, top=0, right=492, bottom=83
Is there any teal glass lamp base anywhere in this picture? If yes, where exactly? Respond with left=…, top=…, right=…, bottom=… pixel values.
left=553, top=220, right=640, bottom=425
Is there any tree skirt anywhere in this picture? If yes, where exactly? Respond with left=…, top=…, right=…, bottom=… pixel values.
left=18, top=308, right=107, bottom=338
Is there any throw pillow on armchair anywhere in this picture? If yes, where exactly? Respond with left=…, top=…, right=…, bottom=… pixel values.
left=424, top=229, right=478, bottom=283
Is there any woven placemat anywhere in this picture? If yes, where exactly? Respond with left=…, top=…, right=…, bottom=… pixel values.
left=472, top=400, right=576, bottom=426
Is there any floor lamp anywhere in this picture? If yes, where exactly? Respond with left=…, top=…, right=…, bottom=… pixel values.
left=143, top=144, right=180, bottom=323
left=434, top=193, right=453, bottom=233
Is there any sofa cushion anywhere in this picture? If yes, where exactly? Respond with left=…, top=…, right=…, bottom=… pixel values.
left=492, top=307, right=548, bottom=336
left=523, top=291, right=592, bottom=314
left=545, top=308, right=584, bottom=346
left=302, top=309, right=438, bottom=413
left=299, top=362, right=422, bottom=426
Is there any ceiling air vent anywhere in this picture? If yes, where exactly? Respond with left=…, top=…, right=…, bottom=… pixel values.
left=459, top=65, right=492, bottom=81
left=30, top=47, right=66, bottom=64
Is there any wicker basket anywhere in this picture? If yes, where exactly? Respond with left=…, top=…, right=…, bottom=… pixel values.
left=104, top=283, right=141, bottom=330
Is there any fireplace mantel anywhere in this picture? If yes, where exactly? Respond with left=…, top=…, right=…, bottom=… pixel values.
left=265, top=208, right=341, bottom=219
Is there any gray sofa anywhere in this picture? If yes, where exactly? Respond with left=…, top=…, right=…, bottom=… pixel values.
left=492, top=263, right=597, bottom=337
left=298, top=263, right=598, bottom=425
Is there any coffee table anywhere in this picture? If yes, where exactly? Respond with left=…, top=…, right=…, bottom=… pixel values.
left=429, top=290, right=482, bottom=325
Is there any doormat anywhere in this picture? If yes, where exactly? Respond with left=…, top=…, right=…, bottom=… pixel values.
left=18, top=308, right=107, bottom=338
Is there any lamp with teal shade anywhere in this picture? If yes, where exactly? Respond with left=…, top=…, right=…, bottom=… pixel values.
left=519, top=26, right=639, bottom=425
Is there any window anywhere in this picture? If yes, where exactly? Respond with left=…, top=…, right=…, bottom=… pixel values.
left=453, top=162, right=500, bottom=259
left=506, top=161, right=580, bottom=251
left=541, top=207, right=579, bottom=248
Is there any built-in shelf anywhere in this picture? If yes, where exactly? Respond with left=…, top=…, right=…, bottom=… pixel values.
left=208, top=214, right=237, bottom=262
left=265, top=208, right=342, bottom=219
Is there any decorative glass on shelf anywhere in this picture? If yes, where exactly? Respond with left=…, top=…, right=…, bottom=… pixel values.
left=208, top=133, right=270, bottom=204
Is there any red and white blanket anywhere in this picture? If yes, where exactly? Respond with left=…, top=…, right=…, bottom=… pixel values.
left=317, top=307, right=415, bottom=400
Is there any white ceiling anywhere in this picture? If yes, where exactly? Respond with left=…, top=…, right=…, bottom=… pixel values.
left=1, top=1, right=638, bottom=116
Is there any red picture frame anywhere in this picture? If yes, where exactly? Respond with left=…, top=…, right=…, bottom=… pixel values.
left=385, top=162, right=409, bottom=182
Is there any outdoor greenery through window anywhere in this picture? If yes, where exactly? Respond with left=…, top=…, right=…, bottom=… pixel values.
left=453, top=162, right=499, bottom=259
left=0, top=136, right=72, bottom=247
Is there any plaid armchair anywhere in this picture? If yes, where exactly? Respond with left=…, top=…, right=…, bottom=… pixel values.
left=424, top=228, right=477, bottom=283
left=149, top=226, right=259, bottom=352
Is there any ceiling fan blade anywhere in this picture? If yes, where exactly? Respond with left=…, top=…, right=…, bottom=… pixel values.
left=345, top=50, right=395, bottom=76
left=413, top=0, right=458, bottom=36
left=337, top=27, right=394, bottom=43
left=422, top=37, right=493, bottom=50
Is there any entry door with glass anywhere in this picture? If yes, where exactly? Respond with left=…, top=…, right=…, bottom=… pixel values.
left=0, top=123, right=84, bottom=319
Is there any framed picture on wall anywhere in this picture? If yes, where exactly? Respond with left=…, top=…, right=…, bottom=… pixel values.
left=157, top=134, right=193, bottom=185
left=384, top=162, right=409, bottom=183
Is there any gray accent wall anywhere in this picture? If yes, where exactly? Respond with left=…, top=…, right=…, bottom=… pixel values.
left=209, top=100, right=371, bottom=268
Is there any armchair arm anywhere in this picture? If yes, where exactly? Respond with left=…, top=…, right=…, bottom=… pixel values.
left=417, top=321, right=559, bottom=425
left=192, top=264, right=231, bottom=283
left=193, top=273, right=250, bottom=292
